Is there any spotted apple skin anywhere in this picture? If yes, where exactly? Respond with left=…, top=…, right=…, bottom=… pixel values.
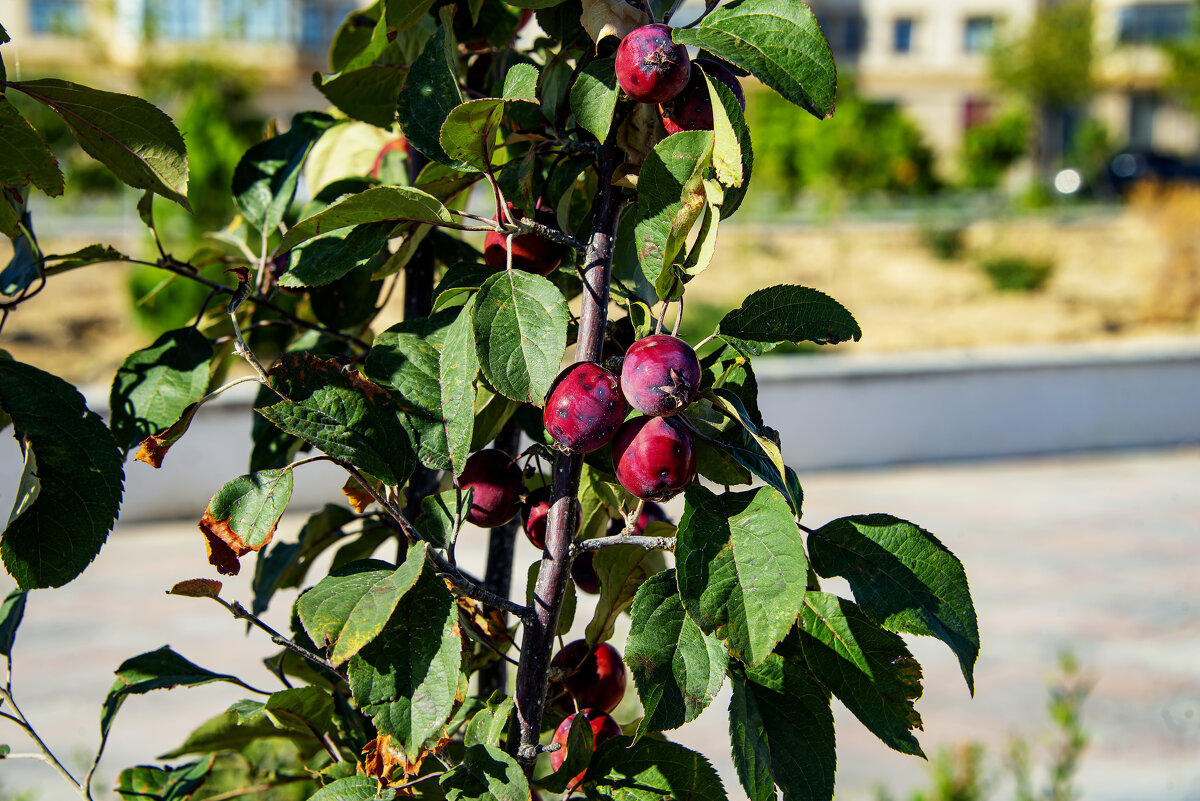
left=521, top=486, right=582, bottom=550
left=459, top=449, right=524, bottom=527
left=615, top=24, right=691, bottom=104
left=611, top=416, right=697, bottom=501
left=550, top=709, right=622, bottom=782
left=551, top=640, right=627, bottom=713
left=661, top=58, right=746, bottom=134
left=620, top=335, right=701, bottom=416
left=543, top=362, right=629, bottom=453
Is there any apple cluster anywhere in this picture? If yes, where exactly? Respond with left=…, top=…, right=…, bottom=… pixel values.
left=547, top=639, right=627, bottom=788
left=615, top=24, right=746, bottom=135
left=543, top=333, right=701, bottom=501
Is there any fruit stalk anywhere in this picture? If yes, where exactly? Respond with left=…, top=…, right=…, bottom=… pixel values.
left=512, top=142, right=625, bottom=770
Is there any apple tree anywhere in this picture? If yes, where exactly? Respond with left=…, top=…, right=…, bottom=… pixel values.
left=0, top=1, right=978, bottom=799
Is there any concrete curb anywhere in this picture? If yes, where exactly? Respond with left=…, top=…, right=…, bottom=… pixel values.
left=2, top=337, right=1196, bottom=522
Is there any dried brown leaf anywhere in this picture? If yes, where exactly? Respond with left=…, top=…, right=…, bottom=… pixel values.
left=167, top=578, right=223, bottom=598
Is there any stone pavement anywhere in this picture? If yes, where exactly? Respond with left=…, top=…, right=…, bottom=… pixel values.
left=1, top=447, right=1197, bottom=800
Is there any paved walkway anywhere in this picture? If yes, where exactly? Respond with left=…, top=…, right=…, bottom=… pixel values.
left=1, top=447, right=1197, bottom=800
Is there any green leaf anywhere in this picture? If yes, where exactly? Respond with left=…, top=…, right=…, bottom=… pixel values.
left=331, top=542, right=426, bottom=665
left=795, top=592, right=925, bottom=756
left=101, top=647, right=260, bottom=743
left=414, top=489, right=466, bottom=550
left=309, top=775, right=397, bottom=800
left=0, top=96, right=63, bottom=196
left=472, top=270, right=569, bottom=405
left=159, top=708, right=313, bottom=758
left=586, top=736, right=727, bottom=801
left=676, top=485, right=807, bottom=666
left=385, top=0, right=437, bottom=30
left=349, top=569, right=463, bottom=758
left=463, top=692, right=514, bottom=748
left=809, top=514, right=980, bottom=694
left=634, top=131, right=714, bottom=299
left=114, top=758, right=214, bottom=801
left=10, top=78, right=189, bottom=208
left=297, top=558, right=396, bottom=648
left=0, top=589, right=27, bottom=659
left=440, top=298, right=479, bottom=475
left=230, top=685, right=336, bottom=734
left=708, top=80, right=754, bottom=219
left=258, top=353, right=414, bottom=486
left=672, top=0, right=837, bottom=120
left=441, top=743, right=530, bottom=801
left=109, top=327, right=212, bottom=455
left=625, top=568, right=727, bottom=735
left=280, top=185, right=454, bottom=251
left=729, top=658, right=835, bottom=801
left=41, top=243, right=127, bottom=274
left=502, top=63, right=540, bottom=101
left=198, top=469, right=293, bottom=575
left=281, top=222, right=393, bottom=288
left=315, top=63, right=409, bottom=129
left=700, top=343, right=762, bottom=425
left=585, top=544, right=667, bottom=644
left=0, top=360, right=124, bottom=590
left=439, top=98, right=505, bottom=173
left=569, top=56, right=618, bottom=141
left=233, top=111, right=337, bottom=234
left=397, top=24, right=463, bottom=165
left=718, top=284, right=862, bottom=355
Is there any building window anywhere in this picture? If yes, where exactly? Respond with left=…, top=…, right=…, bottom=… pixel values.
left=893, top=17, right=914, bottom=53
left=30, top=0, right=85, bottom=36
left=842, top=15, right=866, bottom=53
left=1116, top=3, right=1191, bottom=43
left=964, top=16, right=996, bottom=53
left=300, top=1, right=360, bottom=51
left=222, top=0, right=291, bottom=42
left=144, top=0, right=203, bottom=40
left=1129, top=92, right=1157, bottom=147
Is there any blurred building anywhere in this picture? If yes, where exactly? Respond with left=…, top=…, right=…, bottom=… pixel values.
left=2, top=0, right=367, bottom=115
left=807, top=0, right=1198, bottom=165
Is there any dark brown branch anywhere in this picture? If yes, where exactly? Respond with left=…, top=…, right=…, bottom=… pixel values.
left=512, top=141, right=626, bottom=768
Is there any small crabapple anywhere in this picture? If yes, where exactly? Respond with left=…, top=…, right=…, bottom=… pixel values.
left=550, top=709, right=622, bottom=786
left=615, top=24, right=691, bottom=104
left=661, top=58, right=746, bottom=134
left=611, top=416, right=698, bottom=501
left=620, top=334, right=701, bottom=416
left=551, top=640, right=627, bottom=713
left=521, top=486, right=582, bottom=550
left=543, top=362, right=629, bottom=453
left=459, top=449, right=525, bottom=527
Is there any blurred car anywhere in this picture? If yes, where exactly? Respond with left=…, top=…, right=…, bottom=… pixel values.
left=1104, top=149, right=1200, bottom=196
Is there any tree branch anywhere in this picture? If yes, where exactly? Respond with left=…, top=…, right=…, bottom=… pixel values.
left=512, top=141, right=626, bottom=768
left=573, top=535, right=674, bottom=553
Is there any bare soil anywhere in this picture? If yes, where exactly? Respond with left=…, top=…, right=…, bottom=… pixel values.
left=2, top=194, right=1198, bottom=386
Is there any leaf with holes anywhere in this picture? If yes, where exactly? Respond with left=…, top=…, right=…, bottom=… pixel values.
left=809, top=514, right=980, bottom=694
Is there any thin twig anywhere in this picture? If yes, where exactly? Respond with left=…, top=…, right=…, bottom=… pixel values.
left=211, top=598, right=349, bottom=683
left=573, top=535, right=674, bottom=553
left=0, top=687, right=85, bottom=798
